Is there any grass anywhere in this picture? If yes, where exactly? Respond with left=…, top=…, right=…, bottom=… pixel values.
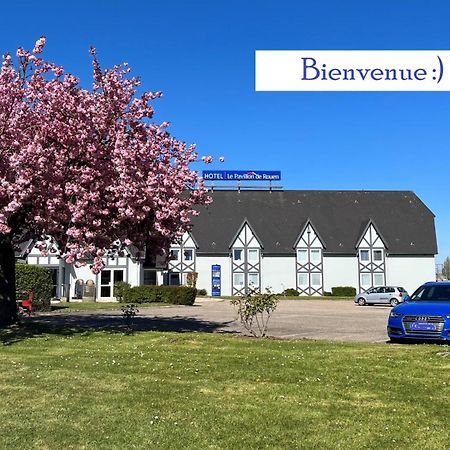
left=1, top=325, right=449, bottom=449
left=50, top=302, right=168, bottom=312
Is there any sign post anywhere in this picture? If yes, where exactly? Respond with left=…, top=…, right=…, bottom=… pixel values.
left=211, top=265, right=221, bottom=297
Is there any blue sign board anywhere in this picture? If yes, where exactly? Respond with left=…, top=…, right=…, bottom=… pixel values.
left=202, top=170, right=281, bottom=182
left=211, top=264, right=221, bottom=297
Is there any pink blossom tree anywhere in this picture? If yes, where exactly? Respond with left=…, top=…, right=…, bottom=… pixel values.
left=0, top=38, right=210, bottom=326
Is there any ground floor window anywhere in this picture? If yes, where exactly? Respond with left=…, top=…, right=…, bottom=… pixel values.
left=298, top=273, right=308, bottom=286
left=248, top=273, right=259, bottom=288
left=100, top=269, right=124, bottom=298
left=373, top=273, right=384, bottom=286
left=47, top=267, right=59, bottom=298
left=311, top=273, right=321, bottom=286
left=163, top=272, right=180, bottom=285
left=143, top=270, right=157, bottom=285
left=233, top=273, right=244, bottom=287
left=361, top=273, right=371, bottom=287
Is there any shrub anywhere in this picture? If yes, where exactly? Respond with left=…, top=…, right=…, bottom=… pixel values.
left=324, top=291, right=332, bottom=296
left=282, top=288, right=299, bottom=296
left=15, top=263, right=53, bottom=311
left=331, top=286, right=356, bottom=297
left=114, top=281, right=131, bottom=302
left=121, top=304, right=139, bottom=331
left=186, top=272, right=198, bottom=288
left=197, top=288, right=207, bottom=296
left=123, top=285, right=197, bottom=305
left=231, top=288, right=279, bottom=338
left=123, top=286, right=159, bottom=303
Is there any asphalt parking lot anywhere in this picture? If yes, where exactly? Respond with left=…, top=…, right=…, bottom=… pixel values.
left=28, top=299, right=392, bottom=343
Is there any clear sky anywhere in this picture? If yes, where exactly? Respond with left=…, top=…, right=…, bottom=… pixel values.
left=2, top=0, right=450, bottom=262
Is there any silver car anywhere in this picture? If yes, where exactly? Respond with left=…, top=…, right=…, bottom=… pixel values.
left=354, top=286, right=408, bottom=307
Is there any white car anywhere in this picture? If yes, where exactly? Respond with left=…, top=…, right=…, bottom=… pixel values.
left=354, top=286, right=408, bottom=307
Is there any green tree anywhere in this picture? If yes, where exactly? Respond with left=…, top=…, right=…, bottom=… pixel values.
left=443, top=257, right=450, bottom=280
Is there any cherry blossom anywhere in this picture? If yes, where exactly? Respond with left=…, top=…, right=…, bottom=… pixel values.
left=0, top=39, right=210, bottom=275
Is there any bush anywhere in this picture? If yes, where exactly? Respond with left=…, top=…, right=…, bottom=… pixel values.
left=231, top=288, right=279, bottom=338
left=15, top=263, right=53, bottom=311
left=123, top=285, right=197, bottom=305
left=197, top=288, right=207, bottom=296
left=282, top=288, right=299, bottom=296
left=114, top=281, right=131, bottom=302
left=186, top=272, right=198, bottom=288
left=324, top=291, right=332, bottom=296
left=331, top=286, right=356, bottom=297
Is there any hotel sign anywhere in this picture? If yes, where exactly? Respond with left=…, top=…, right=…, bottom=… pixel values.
left=202, top=170, right=281, bottom=181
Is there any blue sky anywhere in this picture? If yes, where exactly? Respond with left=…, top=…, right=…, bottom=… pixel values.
left=2, top=1, right=450, bottom=262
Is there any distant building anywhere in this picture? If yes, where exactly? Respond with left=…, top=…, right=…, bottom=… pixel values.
left=18, top=190, right=437, bottom=299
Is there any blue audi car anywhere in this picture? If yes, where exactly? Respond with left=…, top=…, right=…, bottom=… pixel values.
left=387, top=282, right=450, bottom=342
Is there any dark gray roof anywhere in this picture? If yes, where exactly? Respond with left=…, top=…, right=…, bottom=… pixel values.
left=14, top=239, right=34, bottom=259
left=191, top=190, right=437, bottom=255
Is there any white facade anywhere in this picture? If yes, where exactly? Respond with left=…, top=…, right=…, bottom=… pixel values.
left=385, top=256, right=436, bottom=294
left=23, top=242, right=436, bottom=299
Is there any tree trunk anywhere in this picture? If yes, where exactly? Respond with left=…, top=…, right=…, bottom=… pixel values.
left=0, top=238, right=18, bottom=327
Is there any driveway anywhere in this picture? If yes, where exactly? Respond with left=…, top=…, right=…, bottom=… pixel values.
left=26, top=299, right=392, bottom=343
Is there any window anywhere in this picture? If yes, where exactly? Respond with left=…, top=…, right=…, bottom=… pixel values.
left=233, top=249, right=243, bottom=261
left=311, top=273, right=321, bottom=286
left=360, top=250, right=370, bottom=261
left=170, top=249, right=179, bottom=261
left=386, top=287, right=394, bottom=293
left=183, top=249, right=193, bottom=261
left=373, top=250, right=383, bottom=261
left=248, top=249, right=259, bottom=262
left=143, top=270, right=157, bottom=285
left=361, top=274, right=371, bottom=286
left=298, top=273, right=308, bottom=286
left=233, top=273, right=244, bottom=286
left=297, top=249, right=307, bottom=262
left=169, top=272, right=180, bottom=285
left=48, top=267, right=59, bottom=297
left=248, top=273, right=259, bottom=287
left=310, top=249, right=321, bottom=262
left=374, top=274, right=384, bottom=286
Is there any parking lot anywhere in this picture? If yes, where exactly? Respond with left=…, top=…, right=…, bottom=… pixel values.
left=29, top=299, right=393, bottom=343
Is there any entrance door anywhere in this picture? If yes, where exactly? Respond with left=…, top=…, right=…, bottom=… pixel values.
left=100, top=269, right=125, bottom=299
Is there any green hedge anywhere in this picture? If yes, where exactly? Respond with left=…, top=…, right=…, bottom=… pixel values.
left=282, top=288, right=299, bottom=296
left=15, top=263, right=53, bottom=311
left=331, top=286, right=356, bottom=297
left=123, top=285, right=197, bottom=305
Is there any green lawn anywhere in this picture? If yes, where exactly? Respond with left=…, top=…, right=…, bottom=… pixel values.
left=1, top=325, right=449, bottom=449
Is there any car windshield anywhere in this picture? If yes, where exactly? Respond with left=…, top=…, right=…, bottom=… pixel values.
left=410, top=285, right=450, bottom=301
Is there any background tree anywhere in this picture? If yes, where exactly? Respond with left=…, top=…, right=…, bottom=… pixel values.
left=0, top=38, right=210, bottom=326
left=443, top=257, right=450, bottom=280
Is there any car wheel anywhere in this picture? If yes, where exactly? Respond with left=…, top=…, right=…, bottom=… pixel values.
left=390, top=298, right=399, bottom=307
left=357, top=297, right=366, bottom=306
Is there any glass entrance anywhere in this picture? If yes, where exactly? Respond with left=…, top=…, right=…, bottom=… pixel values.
left=100, top=269, right=125, bottom=298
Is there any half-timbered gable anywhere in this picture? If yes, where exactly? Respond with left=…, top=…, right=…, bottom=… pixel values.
left=294, top=220, right=325, bottom=295
left=230, top=220, right=262, bottom=295
left=168, top=232, right=198, bottom=285
left=356, top=221, right=387, bottom=292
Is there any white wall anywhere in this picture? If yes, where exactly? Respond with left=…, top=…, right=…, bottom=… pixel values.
left=386, top=256, right=435, bottom=294
left=127, top=259, right=141, bottom=287
left=261, top=256, right=296, bottom=294
left=196, top=255, right=231, bottom=296
left=323, top=256, right=359, bottom=292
